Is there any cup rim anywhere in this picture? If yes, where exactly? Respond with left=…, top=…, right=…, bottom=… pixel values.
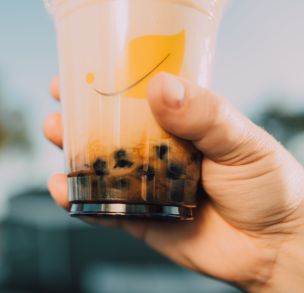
left=44, top=0, right=227, bottom=19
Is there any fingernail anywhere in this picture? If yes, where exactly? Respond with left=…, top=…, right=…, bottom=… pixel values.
left=161, top=74, right=185, bottom=109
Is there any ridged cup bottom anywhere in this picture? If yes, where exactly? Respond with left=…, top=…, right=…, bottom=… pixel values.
left=70, top=202, right=194, bottom=220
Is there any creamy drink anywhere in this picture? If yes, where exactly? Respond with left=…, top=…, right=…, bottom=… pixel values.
left=45, top=0, right=226, bottom=220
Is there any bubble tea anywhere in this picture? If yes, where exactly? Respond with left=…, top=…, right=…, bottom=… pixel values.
left=45, top=0, right=226, bottom=220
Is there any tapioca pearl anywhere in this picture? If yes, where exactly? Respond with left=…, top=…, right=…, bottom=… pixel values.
left=114, top=159, right=134, bottom=169
left=93, top=158, right=109, bottom=176
left=155, top=144, right=169, bottom=160
left=136, top=165, right=155, bottom=181
left=170, top=179, right=185, bottom=202
left=111, top=177, right=131, bottom=190
left=114, top=149, right=127, bottom=161
left=166, top=163, right=184, bottom=180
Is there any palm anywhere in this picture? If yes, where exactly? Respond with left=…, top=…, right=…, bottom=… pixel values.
left=131, top=205, right=256, bottom=281
left=118, top=156, right=284, bottom=284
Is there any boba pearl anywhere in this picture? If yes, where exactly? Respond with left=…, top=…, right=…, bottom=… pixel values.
left=155, top=144, right=169, bottom=160
left=166, top=163, right=184, bottom=180
left=136, top=165, right=155, bottom=181
left=114, top=149, right=127, bottom=161
left=170, top=179, right=185, bottom=202
left=114, top=159, right=134, bottom=169
left=93, top=158, right=109, bottom=176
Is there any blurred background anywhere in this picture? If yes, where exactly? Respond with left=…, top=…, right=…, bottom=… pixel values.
left=0, top=0, right=303, bottom=292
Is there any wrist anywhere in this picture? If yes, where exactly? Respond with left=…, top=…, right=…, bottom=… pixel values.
left=247, top=204, right=304, bottom=293
left=263, top=232, right=304, bottom=293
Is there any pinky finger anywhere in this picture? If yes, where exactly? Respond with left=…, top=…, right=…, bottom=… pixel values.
left=48, top=173, right=69, bottom=209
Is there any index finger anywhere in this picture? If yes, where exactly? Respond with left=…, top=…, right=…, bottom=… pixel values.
left=50, top=76, right=61, bottom=101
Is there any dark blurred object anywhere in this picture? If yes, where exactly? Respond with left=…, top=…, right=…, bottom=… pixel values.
left=0, top=83, right=31, bottom=152
left=256, top=106, right=304, bottom=145
left=0, top=111, right=31, bottom=152
left=83, top=264, right=240, bottom=293
left=0, top=190, right=241, bottom=293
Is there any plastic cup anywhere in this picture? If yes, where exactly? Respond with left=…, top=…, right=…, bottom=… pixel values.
left=45, top=0, right=226, bottom=220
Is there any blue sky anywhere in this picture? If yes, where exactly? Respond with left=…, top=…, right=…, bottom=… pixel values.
left=0, top=0, right=303, bottom=202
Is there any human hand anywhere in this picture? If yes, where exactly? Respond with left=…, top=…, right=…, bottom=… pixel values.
left=44, top=73, right=304, bottom=293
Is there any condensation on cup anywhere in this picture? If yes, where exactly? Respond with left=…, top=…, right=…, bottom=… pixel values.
left=45, top=0, right=226, bottom=220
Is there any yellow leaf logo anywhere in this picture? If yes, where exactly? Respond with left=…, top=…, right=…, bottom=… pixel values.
left=86, top=31, right=186, bottom=99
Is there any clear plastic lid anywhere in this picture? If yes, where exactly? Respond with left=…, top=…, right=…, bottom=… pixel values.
left=43, top=0, right=54, bottom=13
left=43, top=0, right=64, bottom=14
left=44, top=0, right=226, bottom=18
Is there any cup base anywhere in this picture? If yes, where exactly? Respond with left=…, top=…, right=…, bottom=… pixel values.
left=69, top=202, right=194, bottom=220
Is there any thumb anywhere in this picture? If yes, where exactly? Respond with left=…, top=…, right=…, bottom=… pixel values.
left=148, top=73, right=277, bottom=165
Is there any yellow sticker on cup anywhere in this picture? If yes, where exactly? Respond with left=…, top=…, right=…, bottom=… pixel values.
left=87, top=30, right=185, bottom=99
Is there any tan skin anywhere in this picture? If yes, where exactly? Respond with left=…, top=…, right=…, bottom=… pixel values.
left=44, top=73, right=304, bottom=292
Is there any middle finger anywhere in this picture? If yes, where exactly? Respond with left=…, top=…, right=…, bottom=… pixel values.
left=43, top=112, right=63, bottom=148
